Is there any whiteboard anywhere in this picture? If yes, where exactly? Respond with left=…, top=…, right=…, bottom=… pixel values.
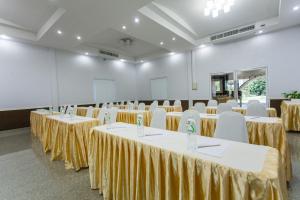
left=151, top=77, right=168, bottom=100
left=93, top=79, right=116, bottom=103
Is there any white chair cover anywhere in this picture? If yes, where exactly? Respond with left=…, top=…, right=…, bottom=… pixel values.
left=217, top=103, right=232, bottom=114
left=194, top=102, right=206, bottom=113
left=121, top=101, right=124, bottom=106
left=95, top=103, right=100, bottom=108
left=214, top=111, right=248, bottom=143
left=134, top=100, right=138, bottom=106
left=163, top=100, right=170, bottom=106
left=108, top=107, right=118, bottom=123
left=178, top=110, right=201, bottom=134
left=109, top=102, right=113, bottom=108
left=150, top=108, right=167, bottom=129
left=227, top=99, right=239, bottom=107
left=102, top=103, right=107, bottom=109
left=174, top=100, right=181, bottom=106
left=86, top=106, right=94, bottom=118
left=97, top=108, right=107, bottom=125
left=128, top=103, right=134, bottom=110
left=138, top=103, right=146, bottom=110
left=246, top=103, right=268, bottom=117
left=247, top=100, right=260, bottom=105
left=127, top=101, right=131, bottom=105
left=153, top=100, right=158, bottom=106
left=149, top=102, right=158, bottom=113
left=207, top=99, right=218, bottom=106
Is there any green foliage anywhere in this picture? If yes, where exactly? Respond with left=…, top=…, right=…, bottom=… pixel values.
left=248, top=77, right=266, bottom=96
left=282, top=91, right=300, bottom=99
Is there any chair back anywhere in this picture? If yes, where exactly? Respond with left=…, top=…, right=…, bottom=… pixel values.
left=163, top=100, right=170, bottom=106
left=86, top=106, right=94, bottom=118
left=65, top=105, right=73, bottom=114
left=128, top=103, right=134, bottom=110
left=120, top=101, right=124, bottom=106
left=149, top=102, right=158, bottom=113
left=217, top=103, right=232, bottom=114
left=247, top=100, right=260, bottom=105
left=246, top=103, right=267, bottom=117
left=127, top=101, right=131, bottom=105
left=150, top=108, right=167, bottom=129
left=95, top=103, right=100, bottom=108
left=227, top=99, right=239, bottom=107
left=194, top=102, right=206, bottom=113
left=178, top=110, right=201, bottom=134
left=153, top=100, right=158, bottom=106
left=207, top=100, right=218, bottom=106
left=97, top=108, right=107, bottom=125
left=134, top=100, right=138, bottom=106
left=102, top=103, right=107, bottom=109
left=109, top=102, right=113, bottom=108
left=138, top=103, right=146, bottom=110
left=108, top=107, right=118, bottom=123
left=174, top=100, right=181, bottom=106
left=214, top=111, right=248, bottom=143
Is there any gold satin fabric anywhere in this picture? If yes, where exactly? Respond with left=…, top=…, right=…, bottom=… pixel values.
left=281, top=101, right=300, bottom=131
left=76, top=107, right=100, bottom=118
left=206, top=107, right=277, bottom=117
left=88, top=128, right=287, bottom=200
left=116, top=111, right=151, bottom=126
left=166, top=115, right=292, bottom=181
left=42, top=117, right=99, bottom=170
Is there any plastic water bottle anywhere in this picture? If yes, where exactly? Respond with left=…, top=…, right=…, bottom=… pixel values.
left=49, top=107, right=53, bottom=114
left=186, top=118, right=197, bottom=151
left=137, top=113, right=144, bottom=137
left=105, top=112, right=111, bottom=128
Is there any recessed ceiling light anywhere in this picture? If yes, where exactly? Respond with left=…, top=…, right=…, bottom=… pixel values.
left=85, top=52, right=89, bottom=55
left=169, top=52, right=175, bottom=55
left=76, top=35, right=82, bottom=40
left=293, top=6, right=299, bottom=11
left=0, top=34, right=11, bottom=40
left=120, top=59, right=125, bottom=62
left=57, top=30, right=62, bottom=35
left=172, top=37, right=176, bottom=41
left=160, top=41, right=164, bottom=45
left=134, top=17, right=140, bottom=24
left=199, top=44, right=206, bottom=48
left=122, top=25, right=127, bottom=30
left=257, top=30, right=264, bottom=34
left=140, top=60, right=144, bottom=63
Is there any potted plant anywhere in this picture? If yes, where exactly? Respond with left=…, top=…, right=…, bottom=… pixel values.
left=282, top=91, right=300, bottom=99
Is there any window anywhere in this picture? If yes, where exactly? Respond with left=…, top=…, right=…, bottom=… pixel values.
left=150, top=77, right=168, bottom=100
left=93, top=79, right=116, bottom=103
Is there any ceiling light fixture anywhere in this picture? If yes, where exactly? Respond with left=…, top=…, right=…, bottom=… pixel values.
left=172, top=37, right=176, bottom=41
left=204, top=0, right=235, bottom=18
left=134, top=17, right=140, bottom=23
left=85, top=52, right=89, bottom=55
left=0, top=34, right=11, bottom=40
left=199, top=44, right=206, bottom=48
left=169, top=52, right=175, bottom=55
left=257, top=30, right=263, bottom=34
left=57, top=30, right=62, bottom=35
left=140, top=60, right=144, bottom=63
left=120, top=59, right=125, bottom=62
left=76, top=35, right=82, bottom=40
left=293, top=6, right=299, bottom=11
left=122, top=25, right=127, bottom=30
left=160, top=41, right=164, bottom=45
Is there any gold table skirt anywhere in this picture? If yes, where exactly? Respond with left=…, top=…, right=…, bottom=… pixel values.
left=145, top=105, right=183, bottom=112
left=206, top=107, right=277, bottom=117
left=116, top=111, right=151, bottom=126
left=76, top=107, right=100, bottom=118
left=43, top=117, right=99, bottom=170
left=88, top=128, right=287, bottom=200
left=166, top=115, right=292, bottom=181
left=281, top=101, right=300, bottom=131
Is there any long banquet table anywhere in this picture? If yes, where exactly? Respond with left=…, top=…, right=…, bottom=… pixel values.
left=166, top=112, right=292, bottom=181
left=206, top=106, right=277, bottom=117
left=281, top=100, right=300, bottom=131
left=88, top=122, right=287, bottom=200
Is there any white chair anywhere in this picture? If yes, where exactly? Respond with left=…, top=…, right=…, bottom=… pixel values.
left=214, top=111, right=248, bottom=143
left=120, top=101, right=124, bottom=106
left=149, top=102, right=158, bottom=113
left=95, top=103, right=100, bottom=108
left=138, top=103, right=146, bottom=110
left=102, top=103, right=107, bottom=109
left=246, top=103, right=268, bottom=117
left=65, top=105, right=73, bottom=114
left=291, top=99, right=300, bottom=103
left=194, top=102, right=206, bottom=113
left=207, top=99, right=218, bottom=106
left=134, top=100, right=138, bottom=107
left=217, top=103, right=232, bottom=114
left=178, top=110, right=201, bottom=134
left=127, top=101, right=131, bottom=105
left=108, top=107, right=118, bottom=123
left=153, top=100, right=158, bottom=106
left=227, top=99, right=239, bottom=107
left=86, top=106, right=94, bottom=118
left=174, top=100, right=181, bottom=106
left=109, top=102, right=113, bottom=108
left=247, top=100, right=260, bottom=105
left=150, top=108, right=167, bottom=129
left=97, top=108, right=107, bottom=125
left=163, top=100, right=170, bottom=106
left=128, top=103, right=134, bottom=110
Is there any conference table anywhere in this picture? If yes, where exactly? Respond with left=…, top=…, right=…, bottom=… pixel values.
left=42, top=114, right=99, bottom=170
left=206, top=106, right=278, bottom=117
left=281, top=100, right=300, bottom=131
left=88, top=122, right=287, bottom=200
left=166, top=112, right=292, bottom=181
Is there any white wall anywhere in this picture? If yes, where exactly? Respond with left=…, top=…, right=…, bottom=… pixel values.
left=136, top=26, right=300, bottom=102
left=0, top=40, right=136, bottom=110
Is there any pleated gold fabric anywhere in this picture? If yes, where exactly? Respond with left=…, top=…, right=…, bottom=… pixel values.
left=116, top=111, right=151, bottom=126
left=42, top=116, right=99, bottom=170
left=88, top=127, right=287, bottom=200
left=166, top=114, right=292, bottom=181
left=206, top=107, right=277, bottom=117
left=281, top=101, right=300, bottom=131
left=76, top=107, right=100, bottom=118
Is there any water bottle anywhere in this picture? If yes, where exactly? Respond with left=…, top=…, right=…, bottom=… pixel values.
left=137, top=113, right=144, bottom=137
left=105, top=111, right=111, bottom=128
left=186, top=118, right=197, bottom=151
left=49, top=107, right=53, bottom=114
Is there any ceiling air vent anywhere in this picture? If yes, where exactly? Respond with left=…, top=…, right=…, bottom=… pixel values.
left=210, top=24, right=256, bottom=42
left=99, top=50, right=119, bottom=58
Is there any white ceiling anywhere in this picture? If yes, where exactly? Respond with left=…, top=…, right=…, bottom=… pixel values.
left=0, top=0, right=299, bottom=61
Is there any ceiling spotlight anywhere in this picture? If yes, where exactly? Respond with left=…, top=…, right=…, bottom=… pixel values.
left=85, top=52, right=89, bottom=55
left=293, top=6, right=299, bottom=11
left=172, top=37, right=176, bottom=41
left=122, top=25, right=127, bottom=30
left=134, top=17, right=140, bottom=23
left=160, top=41, right=164, bottom=45
left=120, top=59, right=125, bottom=62
left=0, top=34, right=11, bottom=40
left=140, top=60, right=144, bottom=63
left=257, top=30, right=264, bottom=34
left=199, top=44, right=206, bottom=48
left=57, top=30, right=62, bottom=35
left=169, top=52, right=175, bottom=55
left=76, top=35, right=82, bottom=40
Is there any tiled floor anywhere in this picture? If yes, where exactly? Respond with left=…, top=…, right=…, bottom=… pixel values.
left=0, top=128, right=299, bottom=199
